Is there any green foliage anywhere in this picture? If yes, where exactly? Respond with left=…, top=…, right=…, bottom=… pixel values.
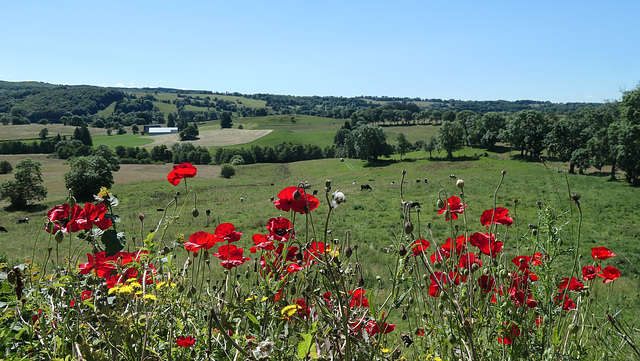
left=500, top=110, right=551, bottom=157
left=171, top=143, right=211, bottom=165
left=220, top=164, right=235, bottom=178
left=347, top=124, right=393, bottom=163
left=73, top=125, right=93, bottom=146
left=436, top=120, right=465, bottom=158
left=395, top=132, right=412, bottom=160
left=38, top=127, right=48, bottom=140
left=0, top=158, right=47, bottom=208
left=179, top=124, right=199, bottom=140
left=64, top=156, right=115, bottom=200
left=0, top=160, right=12, bottom=174
left=229, top=154, right=245, bottom=165
left=220, top=111, right=233, bottom=129
left=91, top=144, right=121, bottom=172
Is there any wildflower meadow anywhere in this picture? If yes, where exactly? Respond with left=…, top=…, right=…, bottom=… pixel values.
left=0, top=163, right=638, bottom=360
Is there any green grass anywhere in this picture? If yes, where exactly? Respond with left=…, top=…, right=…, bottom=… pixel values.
left=97, top=101, right=117, bottom=117
left=92, top=133, right=155, bottom=148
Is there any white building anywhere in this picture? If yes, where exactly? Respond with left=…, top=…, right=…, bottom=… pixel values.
left=148, top=127, right=178, bottom=136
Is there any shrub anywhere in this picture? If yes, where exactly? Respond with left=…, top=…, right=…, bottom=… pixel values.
left=64, top=156, right=114, bottom=200
left=0, top=160, right=12, bottom=174
left=229, top=154, right=245, bottom=165
left=220, top=164, right=235, bottom=178
left=0, top=158, right=47, bottom=208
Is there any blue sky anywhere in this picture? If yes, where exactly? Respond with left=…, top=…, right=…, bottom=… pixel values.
left=0, top=1, right=638, bottom=103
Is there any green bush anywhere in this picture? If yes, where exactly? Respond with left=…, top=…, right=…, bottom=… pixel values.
left=220, top=164, right=235, bottom=178
left=0, top=160, right=12, bottom=174
left=229, top=154, right=245, bottom=165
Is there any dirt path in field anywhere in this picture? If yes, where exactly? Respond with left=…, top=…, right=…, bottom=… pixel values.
left=143, top=129, right=272, bottom=148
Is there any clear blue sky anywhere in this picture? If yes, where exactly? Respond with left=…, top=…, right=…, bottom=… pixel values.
left=1, top=1, right=638, bottom=103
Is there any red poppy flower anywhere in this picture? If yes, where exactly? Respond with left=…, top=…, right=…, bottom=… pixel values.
left=511, top=255, right=532, bottom=271
left=69, top=203, right=112, bottom=233
left=591, top=247, right=616, bottom=261
left=531, top=253, right=546, bottom=266
left=213, top=244, right=249, bottom=269
left=478, top=275, right=496, bottom=293
left=558, top=277, right=584, bottom=292
left=250, top=234, right=275, bottom=253
left=174, top=336, right=196, bottom=347
left=597, top=265, right=620, bottom=284
left=78, top=252, right=116, bottom=278
left=215, top=223, right=242, bottom=243
left=286, top=263, right=304, bottom=274
left=294, top=298, right=310, bottom=319
left=273, top=187, right=319, bottom=214
left=480, top=207, right=513, bottom=229
left=469, top=232, right=503, bottom=257
left=46, top=203, right=83, bottom=233
left=428, top=272, right=448, bottom=297
left=366, top=317, right=395, bottom=336
left=410, top=239, right=431, bottom=257
left=184, top=231, right=219, bottom=253
left=459, top=252, right=482, bottom=270
left=167, top=163, right=197, bottom=186
left=437, top=196, right=467, bottom=220
left=498, top=322, right=520, bottom=345
left=304, top=241, right=328, bottom=265
left=582, top=265, right=601, bottom=281
left=81, top=290, right=92, bottom=301
left=415, top=328, right=425, bottom=337
left=266, top=217, right=294, bottom=242
left=349, top=288, right=370, bottom=308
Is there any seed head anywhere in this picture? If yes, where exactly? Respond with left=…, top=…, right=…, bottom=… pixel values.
left=456, top=179, right=465, bottom=189
left=292, top=189, right=302, bottom=201
left=404, top=221, right=414, bottom=234
left=55, top=230, right=64, bottom=243
left=138, top=213, right=145, bottom=222
left=191, top=208, right=199, bottom=217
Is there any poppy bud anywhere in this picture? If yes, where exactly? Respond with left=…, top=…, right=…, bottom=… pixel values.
left=376, top=275, right=381, bottom=282
left=325, top=179, right=331, bottom=188
left=55, top=230, right=64, bottom=243
left=456, top=179, right=465, bottom=189
left=471, top=263, right=480, bottom=272
left=444, top=210, right=451, bottom=219
left=193, top=252, right=198, bottom=258
left=568, top=323, right=578, bottom=334
left=203, top=250, right=209, bottom=260
left=399, top=243, right=407, bottom=257
left=138, top=213, right=145, bottom=222
left=513, top=198, right=519, bottom=204
left=426, top=222, right=431, bottom=229
left=358, top=276, right=365, bottom=287
left=46, top=221, right=54, bottom=233
left=532, top=228, right=538, bottom=236
left=191, top=208, right=199, bottom=217
left=536, top=200, right=542, bottom=207
left=498, top=269, right=508, bottom=278
left=270, top=196, right=274, bottom=202
left=206, top=209, right=211, bottom=216
left=404, top=221, right=414, bottom=234
left=461, top=268, right=469, bottom=276
left=293, top=189, right=302, bottom=201
left=437, top=199, right=445, bottom=209
left=402, top=313, right=407, bottom=320
left=68, top=195, right=76, bottom=207
left=557, top=239, right=563, bottom=247
left=482, top=268, right=490, bottom=276
left=7, top=270, right=16, bottom=284
left=434, top=261, right=441, bottom=269
left=402, top=170, right=406, bottom=175
left=440, top=292, right=448, bottom=301
left=345, top=246, right=352, bottom=258
left=48, top=246, right=53, bottom=253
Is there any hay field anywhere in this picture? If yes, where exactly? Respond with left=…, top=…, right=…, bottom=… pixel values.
left=142, top=129, right=272, bottom=148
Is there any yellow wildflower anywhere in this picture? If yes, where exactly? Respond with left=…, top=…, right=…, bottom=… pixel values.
left=143, top=294, right=157, bottom=301
left=281, top=304, right=301, bottom=318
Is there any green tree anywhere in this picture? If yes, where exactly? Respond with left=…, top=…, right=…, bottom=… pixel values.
left=220, top=164, right=236, bottom=178
left=346, top=124, right=393, bottom=163
left=39, top=127, right=49, bottom=140
left=586, top=103, right=620, bottom=180
left=220, top=111, right=233, bottom=129
left=424, top=136, right=437, bottom=159
left=476, top=112, right=505, bottom=148
left=179, top=124, right=199, bottom=140
left=131, top=124, right=139, bottom=134
left=0, top=158, right=47, bottom=208
left=0, top=160, right=12, bottom=174
left=396, top=132, right=412, bottom=161
left=545, top=112, right=591, bottom=173
left=615, top=85, right=640, bottom=185
left=436, top=121, right=465, bottom=159
left=91, top=144, right=121, bottom=172
left=500, top=110, right=550, bottom=157
left=73, top=125, right=93, bottom=146
left=64, top=156, right=115, bottom=200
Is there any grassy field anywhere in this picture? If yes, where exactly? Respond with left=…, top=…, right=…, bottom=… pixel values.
left=0, top=123, right=110, bottom=141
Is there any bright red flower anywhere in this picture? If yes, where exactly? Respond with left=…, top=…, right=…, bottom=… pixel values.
left=591, top=247, right=616, bottom=261
left=304, top=241, right=328, bottom=265
left=415, top=328, right=425, bottom=337
left=582, top=265, right=601, bottom=281
left=78, top=252, right=116, bottom=278
left=428, top=272, right=448, bottom=297
left=558, top=277, right=584, bottom=292
left=480, top=207, right=513, bottom=229
left=597, top=265, right=620, bottom=284
left=286, top=263, right=304, bottom=274
left=459, top=252, right=482, bottom=270
left=250, top=234, right=275, bottom=253
left=498, top=322, right=520, bottom=345
left=469, top=232, right=503, bottom=257
left=478, top=275, right=496, bottom=293
left=266, top=217, right=294, bottom=242
left=167, top=163, right=197, bottom=186
left=366, top=317, right=395, bottom=336
left=213, top=244, right=249, bottom=270
left=511, top=255, right=531, bottom=271
left=294, top=298, right=310, bottom=319
left=185, top=231, right=219, bottom=252
left=174, top=336, right=196, bottom=347
left=273, top=187, right=320, bottom=214
left=437, top=196, right=467, bottom=220
left=46, top=203, right=83, bottom=233
left=68, top=203, right=112, bottom=233
left=80, top=290, right=92, bottom=301
left=410, top=239, right=431, bottom=257
left=349, top=288, right=370, bottom=308
left=214, top=223, right=242, bottom=243
left=531, top=253, right=546, bottom=266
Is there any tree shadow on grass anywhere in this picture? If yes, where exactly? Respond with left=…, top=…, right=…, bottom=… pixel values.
left=2, top=203, right=49, bottom=213
left=428, top=155, right=480, bottom=162
left=364, top=159, right=398, bottom=168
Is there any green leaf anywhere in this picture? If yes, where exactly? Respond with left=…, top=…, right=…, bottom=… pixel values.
left=298, top=333, right=318, bottom=359
left=245, top=312, right=259, bottom=326
left=101, top=230, right=125, bottom=256
left=552, top=327, right=560, bottom=345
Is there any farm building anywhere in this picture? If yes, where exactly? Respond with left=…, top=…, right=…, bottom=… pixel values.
left=143, top=125, right=161, bottom=133
left=148, top=127, right=178, bottom=136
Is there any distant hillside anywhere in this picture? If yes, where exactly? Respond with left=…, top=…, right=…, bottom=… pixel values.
left=0, top=80, right=604, bottom=125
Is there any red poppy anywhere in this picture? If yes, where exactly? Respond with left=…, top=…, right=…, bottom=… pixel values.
left=349, top=288, right=370, bottom=308
left=511, top=255, right=532, bottom=272
left=498, top=322, right=520, bottom=345
left=480, top=207, right=513, bottom=229
left=167, top=163, right=197, bottom=186
left=459, top=252, right=482, bottom=270
left=213, top=244, right=249, bottom=269
left=273, top=187, right=319, bottom=214
left=174, top=336, right=196, bottom=347
left=591, top=247, right=616, bottom=261
left=428, top=272, right=448, bottom=297
left=469, top=232, right=503, bottom=257
left=250, top=234, right=275, bottom=253
left=597, top=265, right=620, bottom=284
left=582, top=265, right=601, bottom=281
left=214, top=223, right=242, bottom=243
left=366, top=317, right=395, bottom=336
left=437, top=196, right=467, bottom=220
left=478, top=275, right=496, bottom=293
left=558, top=277, right=584, bottom=292
left=78, top=252, right=116, bottom=278
left=46, top=203, right=83, bottom=233
left=410, top=239, right=431, bottom=257
left=415, top=328, right=425, bottom=337
left=69, top=203, right=112, bottom=233
left=286, top=263, right=304, bottom=274
left=304, top=241, right=328, bottom=265
left=531, top=253, right=546, bottom=266
left=266, top=217, right=294, bottom=242
left=185, top=231, right=219, bottom=252
left=294, top=298, right=311, bottom=319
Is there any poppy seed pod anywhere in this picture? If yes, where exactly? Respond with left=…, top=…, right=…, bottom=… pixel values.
left=138, top=213, right=145, bottom=222
left=345, top=246, right=353, bottom=258
left=325, top=179, right=331, bottom=188
left=437, top=199, right=445, bottom=209
left=358, top=276, right=365, bottom=287
left=404, top=221, right=414, bottom=234
left=399, top=243, right=407, bottom=257
left=501, top=170, right=507, bottom=175
left=54, top=230, right=64, bottom=243
left=191, top=208, right=199, bottom=217
left=456, top=179, right=465, bottom=189
left=292, top=189, right=302, bottom=201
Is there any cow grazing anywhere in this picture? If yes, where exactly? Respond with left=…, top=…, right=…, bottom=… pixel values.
left=449, top=174, right=457, bottom=179
left=156, top=208, right=165, bottom=212
left=424, top=178, right=428, bottom=183
left=313, top=190, right=318, bottom=196
left=17, top=218, right=29, bottom=224
left=416, top=179, right=421, bottom=183
left=0, top=226, right=7, bottom=233
left=361, top=184, right=372, bottom=191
